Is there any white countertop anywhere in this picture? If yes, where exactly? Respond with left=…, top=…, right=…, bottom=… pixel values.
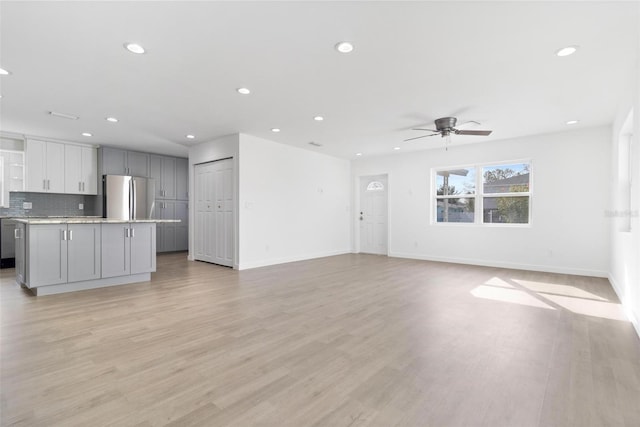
left=15, top=218, right=180, bottom=224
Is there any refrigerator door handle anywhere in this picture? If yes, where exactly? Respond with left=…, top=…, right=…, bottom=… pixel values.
left=131, top=178, right=137, bottom=220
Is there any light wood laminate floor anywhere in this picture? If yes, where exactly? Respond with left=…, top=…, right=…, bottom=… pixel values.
left=2, top=253, right=640, bottom=426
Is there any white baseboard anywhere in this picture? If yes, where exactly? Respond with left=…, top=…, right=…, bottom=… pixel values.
left=388, top=251, right=609, bottom=278
left=237, top=249, right=352, bottom=270
left=608, top=273, right=640, bottom=340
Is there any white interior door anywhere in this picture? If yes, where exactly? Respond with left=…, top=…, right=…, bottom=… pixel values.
left=194, top=159, right=234, bottom=267
left=359, top=175, right=388, bottom=255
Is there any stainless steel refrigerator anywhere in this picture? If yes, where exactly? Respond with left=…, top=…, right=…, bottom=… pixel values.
left=103, top=175, right=156, bottom=220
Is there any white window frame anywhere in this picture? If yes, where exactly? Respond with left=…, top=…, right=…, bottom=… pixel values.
left=432, top=159, right=532, bottom=227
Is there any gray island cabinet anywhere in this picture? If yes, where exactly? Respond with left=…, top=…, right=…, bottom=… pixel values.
left=15, top=218, right=173, bottom=296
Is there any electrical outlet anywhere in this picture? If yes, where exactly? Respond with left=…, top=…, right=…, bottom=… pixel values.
left=23, top=202, right=32, bottom=209
left=79, top=203, right=84, bottom=210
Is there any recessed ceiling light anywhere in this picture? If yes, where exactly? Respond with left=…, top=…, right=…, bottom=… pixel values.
left=394, top=147, right=401, bottom=150
left=237, top=87, right=251, bottom=95
left=186, top=134, right=195, bottom=139
left=0, top=68, right=10, bottom=75
left=335, top=42, right=354, bottom=54
left=355, top=152, right=362, bottom=156
left=82, top=132, right=92, bottom=137
left=49, top=111, right=79, bottom=120
left=566, top=120, right=579, bottom=125
left=271, top=128, right=281, bottom=133
left=314, top=116, right=324, bottom=121
left=555, top=46, right=578, bottom=57
left=124, top=43, right=145, bottom=54
left=106, top=117, right=118, bottom=122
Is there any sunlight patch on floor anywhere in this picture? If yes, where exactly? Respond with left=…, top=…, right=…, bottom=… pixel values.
left=542, top=294, right=627, bottom=321
left=470, top=285, right=556, bottom=310
left=512, top=279, right=608, bottom=301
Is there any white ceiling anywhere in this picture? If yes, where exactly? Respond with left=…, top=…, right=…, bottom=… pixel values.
left=0, top=1, right=638, bottom=159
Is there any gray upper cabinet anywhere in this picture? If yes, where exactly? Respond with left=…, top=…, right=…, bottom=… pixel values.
left=176, top=158, right=188, bottom=200
left=101, top=147, right=128, bottom=176
left=150, top=155, right=177, bottom=199
left=101, top=148, right=149, bottom=177
left=128, top=152, right=149, bottom=177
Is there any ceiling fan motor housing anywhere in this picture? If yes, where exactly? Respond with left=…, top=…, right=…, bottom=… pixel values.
left=435, top=117, right=457, bottom=132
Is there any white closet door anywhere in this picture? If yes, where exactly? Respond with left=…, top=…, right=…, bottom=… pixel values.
left=194, top=159, right=234, bottom=266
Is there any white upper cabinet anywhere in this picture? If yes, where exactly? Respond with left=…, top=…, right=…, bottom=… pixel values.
left=26, top=139, right=96, bottom=194
left=64, top=145, right=97, bottom=195
left=25, top=139, right=65, bottom=193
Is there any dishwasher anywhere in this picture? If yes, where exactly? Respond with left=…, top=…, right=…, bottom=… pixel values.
left=0, top=218, right=17, bottom=268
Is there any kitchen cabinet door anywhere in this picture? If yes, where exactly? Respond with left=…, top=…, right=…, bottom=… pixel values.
left=82, top=147, right=98, bottom=195
left=160, top=157, right=176, bottom=199
left=27, top=224, right=68, bottom=287
left=176, top=158, right=188, bottom=200
left=45, top=142, right=65, bottom=193
left=15, top=223, right=26, bottom=285
left=25, top=139, right=47, bottom=192
left=64, top=145, right=83, bottom=194
left=67, top=224, right=101, bottom=282
left=102, top=148, right=127, bottom=175
left=130, top=223, right=156, bottom=274
left=101, top=223, right=130, bottom=278
left=149, top=155, right=162, bottom=198
left=127, top=152, right=149, bottom=177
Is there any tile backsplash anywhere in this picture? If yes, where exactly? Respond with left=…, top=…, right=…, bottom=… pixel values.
left=0, top=192, right=100, bottom=217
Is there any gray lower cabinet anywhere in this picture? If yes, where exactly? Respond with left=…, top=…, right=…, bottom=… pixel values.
left=156, top=201, right=187, bottom=252
left=15, top=223, right=26, bottom=285
left=25, top=223, right=100, bottom=287
left=67, top=224, right=101, bottom=282
left=102, top=223, right=156, bottom=278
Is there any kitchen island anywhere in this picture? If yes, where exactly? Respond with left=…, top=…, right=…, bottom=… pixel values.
left=15, top=218, right=179, bottom=296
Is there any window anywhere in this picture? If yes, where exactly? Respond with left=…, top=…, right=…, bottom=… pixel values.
left=433, top=161, right=531, bottom=225
left=366, top=181, right=385, bottom=191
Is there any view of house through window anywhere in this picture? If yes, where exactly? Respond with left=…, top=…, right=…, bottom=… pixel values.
left=434, top=162, right=531, bottom=224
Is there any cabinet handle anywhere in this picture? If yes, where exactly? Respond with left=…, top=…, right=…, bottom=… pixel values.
left=125, top=228, right=129, bottom=238
left=79, top=182, right=82, bottom=192
left=131, top=227, right=135, bottom=238
left=47, top=179, right=50, bottom=190
left=14, top=229, right=19, bottom=239
left=43, top=179, right=46, bottom=190
left=62, top=230, right=67, bottom=241
left=69, top=230, right=73, bottom=241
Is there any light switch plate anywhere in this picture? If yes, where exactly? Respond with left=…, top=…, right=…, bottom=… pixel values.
left=23, top=202, right=32, bottom=209
left=79, top=203, right=84, bottom=210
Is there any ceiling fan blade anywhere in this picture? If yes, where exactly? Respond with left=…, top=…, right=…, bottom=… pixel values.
left=456, top=120, right=481, bottom=128
left=412, top=128, right=439, bottom=132
left=404, top=133, right=439, bottom=142
left=455, top=129, right=492, bottom=136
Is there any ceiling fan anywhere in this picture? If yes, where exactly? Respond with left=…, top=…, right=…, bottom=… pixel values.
left=404, top=117, right=492, bottom=142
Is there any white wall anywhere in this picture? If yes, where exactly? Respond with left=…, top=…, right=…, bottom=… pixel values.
left=188, top=133, right=240, bottom=264
left=609, top=19, right=640, bottom=337
left=352, top=126, right=611, bottom=277
left=238, top=134, right=351, bottom=269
